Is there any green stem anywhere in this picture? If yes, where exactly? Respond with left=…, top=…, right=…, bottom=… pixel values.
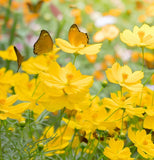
left=91, top=86, right=104, bottom=101
left=9, top=13, right=18, bottom=45
left=143, top=73, right=153, bottom=85
left=73, top=53, right=78, bottom=65
left=32, top=82, right=40, bottom=97
left=104, top=108, right=120, bottom=121
left=120, top=109, right=125, bottom=134
left=141, top=47, right=144, bottom=71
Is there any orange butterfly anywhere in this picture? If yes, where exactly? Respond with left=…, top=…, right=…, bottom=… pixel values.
left=33, top=30, right=53, bottom=55
left=14, top=46, right=24, bottom=72
left=27, top=0, right=43, bottom=13
left=68, top=24, right=89, bottom=47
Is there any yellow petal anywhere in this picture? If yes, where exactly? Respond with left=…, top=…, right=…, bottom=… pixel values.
left=56, top=38, right=77, bottom=53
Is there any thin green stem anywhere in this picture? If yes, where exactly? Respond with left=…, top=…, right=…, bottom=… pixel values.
left=104, top=108, right=120, bottom=121
left=73, top=54, right=78, bottom=65
left=141, top=47, right=144, bottom=71
left=120, top=109, right=125, bottom=134
left=32, top=82, right=40, bottom=97
left=91, top=86, right=104, bottom=101
left=143, top=73, right=153, bottom=85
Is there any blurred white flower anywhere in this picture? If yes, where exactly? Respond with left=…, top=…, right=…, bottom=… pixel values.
left=114, top=45, right=132, bottom=62
left=95, top=16, right=117, bottom=27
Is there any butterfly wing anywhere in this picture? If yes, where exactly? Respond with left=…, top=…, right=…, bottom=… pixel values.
left=14, top=46, right=24, bottom=72
left=68, top=24, right=89, bottom=47
left=27, top=0, right=43, bottom=13
left=34, top=30, right=53, bottom=55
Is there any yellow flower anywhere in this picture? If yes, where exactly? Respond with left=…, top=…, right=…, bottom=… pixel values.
left=106, top=62, right=144, bottom=91
left=104, top=138, right=134, bottom=160
left=103, top=91, right=145, bottom=117
left=39, top=62, right=93, bottom=111
left=0, top=68, right=14, bottom=97
left=22, top=45, right=60, bottom=74
left=39, top=62, right=93, bottom=95
left=120, top=24, right=154, bottom=49
left=128, top=128, right=154, bottom=159
left=56, top=24, right=102, bottom=55
left=0, top=45, right=17, bottom=61
left=39, top=125, right=74, bottom=156
left=0, top=95, right=29, bottom=121
left=63, top=97, right=119, bottom=134
left=13, top=73, right=47, bottom=116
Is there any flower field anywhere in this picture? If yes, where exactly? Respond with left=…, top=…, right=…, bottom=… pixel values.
left=0, top=0, right=154, bottom=159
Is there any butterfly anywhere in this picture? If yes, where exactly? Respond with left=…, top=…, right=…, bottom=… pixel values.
left=14, top=46, right=24, bottom=72
left=33, top=30, right=53, bottom=55
left=27, top=0, right=43, bottom=13
left=68, top=24, right=89, bottom=47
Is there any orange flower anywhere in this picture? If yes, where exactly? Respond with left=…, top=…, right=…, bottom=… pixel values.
left=93, top=70, right=104, bottom=81
left=146, top=3, right=154, bottom=17
left=139, top=52, right=154, bottom=69
left=104, top=54, right=115, bottom=66
left=85, top=54, right=97, bottom=63
left=85, top=5, right=94, bottom=14
left=131, top=52, right=139, bottom=62
left=93, top=24, right=119, bottom=42
left=71, top=8, right=82, bottom=25
left=103, top=8, right=121, bottom=17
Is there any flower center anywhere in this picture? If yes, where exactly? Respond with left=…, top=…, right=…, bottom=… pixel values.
left=143, top=140, right=148, bottom=145
left=122, top=73, right=128, bottom=81
left=0, top=99, right=6, bottom=105
left=138, top=31, right=145, bottom=43
left=66, top=73, right=74, bottom=84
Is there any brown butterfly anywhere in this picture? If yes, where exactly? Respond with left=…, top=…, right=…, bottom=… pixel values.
left=14, top=46, right=24, bottom=72
left=68, top=24, right=89, bottom=47
left=27, top=0, right=43, bottom=13
left=33, top=30, right=53, bottom=55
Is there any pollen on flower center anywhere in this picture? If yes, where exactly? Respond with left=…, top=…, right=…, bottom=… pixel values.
left=122, top=73, right=128, bottom=81
left=66, top=73, right=74, bottom=84
left=0, top=99, right=6, bottom=105
left=143, top=140, right=148, bottom=145
left=138, top=31, right=145, bottom=43
left=27, top=82, right=33, bottom=89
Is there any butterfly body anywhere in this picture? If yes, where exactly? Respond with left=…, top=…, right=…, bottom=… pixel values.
left=34, top=30, right=53, bottom=55
left=14, top=46, right=24, bottom=72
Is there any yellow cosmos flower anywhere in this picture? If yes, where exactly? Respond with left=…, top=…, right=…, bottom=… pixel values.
left=0, top=95, right=29, bottom=121
left=56, top=24, right=102, bottom=55
left=103, top=92, right=145, bottom=117
left=128, top=128, right=154, bottom=159
left=104, top=138, right=134, bottom=160
left=13, top=73, right=47, bottom=116
left=63, top=97, right=123, bottom=134
left=0, top=45, right=17, bottom=61
left=0, top=68, right=14, bottom=96
left=120, top=24, right=154, bottom=49
left=39, top=126, right=74, bottom=156
left=106, top=62, right=144, bottom=91
left=39, top=62, right=93, bottom=95
left=39, top=62, right=93, bottom=111
left=22, top=45, right=60, bottom=74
